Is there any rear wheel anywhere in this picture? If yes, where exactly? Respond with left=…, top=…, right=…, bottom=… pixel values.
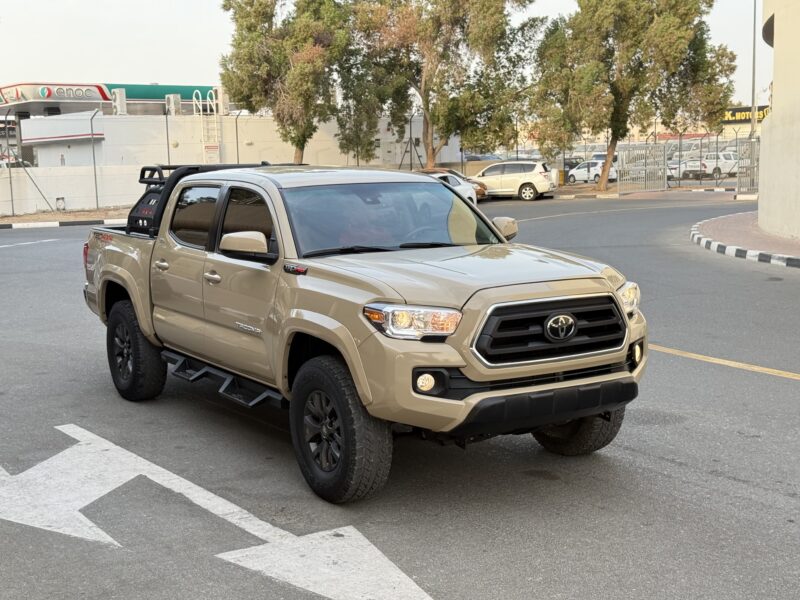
left=106, top=300, right=166, bottom=402
left=519, top=183, right=538, bottom=201
left=533, top=408, right=625, bottom=456
left=593, top=174, right=600, bottom=183
left=290, top=356, right=393, bottom=503
left=712, top=167, right=722, bottom=178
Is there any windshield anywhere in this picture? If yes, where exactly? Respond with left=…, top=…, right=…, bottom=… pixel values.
left=282, top=182, right=500, bottom=257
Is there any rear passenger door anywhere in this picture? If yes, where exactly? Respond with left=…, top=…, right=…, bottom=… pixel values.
left=500, top=163, right=526, bottom=193
left=201, top=185, right=282, bottom=384
left=151, top=185, right=219, bottom=358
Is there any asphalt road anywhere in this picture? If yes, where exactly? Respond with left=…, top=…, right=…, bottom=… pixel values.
left=1, top=191, right=798, bottom=599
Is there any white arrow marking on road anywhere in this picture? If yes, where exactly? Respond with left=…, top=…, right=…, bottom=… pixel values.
left=0, top=425, right=432, bottom=599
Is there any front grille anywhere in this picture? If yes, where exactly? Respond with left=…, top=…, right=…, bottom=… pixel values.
left=474, top=295, right=626, bottom=365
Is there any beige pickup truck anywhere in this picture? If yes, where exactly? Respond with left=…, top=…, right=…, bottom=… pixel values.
left=84, top=164, right=648, bottom=503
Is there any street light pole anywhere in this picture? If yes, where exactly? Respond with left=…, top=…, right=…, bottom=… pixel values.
left=750, top=0, right=758, bottom=138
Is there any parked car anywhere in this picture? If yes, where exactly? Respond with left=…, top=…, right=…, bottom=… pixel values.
left=700, top=152, right=738, bottom=177
left=568, top=160, right=618, bottom=184
left=83, top=163, right=647, bottom=503
left=667, top=159, right=705, bottom=180
left=418, top=169, right=478, bottom=204
left=418, top=168, right=487, bottom=202
left=591, top=152, right=618, bottom=163
left=473, top=160, right=556, bottom=200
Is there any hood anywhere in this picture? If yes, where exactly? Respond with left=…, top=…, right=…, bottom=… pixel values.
left=320, top=243, right=609, bottom=307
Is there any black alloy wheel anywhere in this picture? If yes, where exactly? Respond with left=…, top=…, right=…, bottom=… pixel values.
left=303, top=390, right=343, bottom=472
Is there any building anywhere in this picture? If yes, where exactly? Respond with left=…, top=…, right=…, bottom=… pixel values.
left=759, top=0, right=799, bottom=239
left=0, top=81, right=462, bottom=216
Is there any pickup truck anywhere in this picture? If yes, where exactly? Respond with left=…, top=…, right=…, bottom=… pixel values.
left=84, top=164, right=648, bottom=503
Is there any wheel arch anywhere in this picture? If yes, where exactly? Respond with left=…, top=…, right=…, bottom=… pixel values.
left=99, top=267, right=158, bottom=343
left=280, top=314, right=372, bottom=405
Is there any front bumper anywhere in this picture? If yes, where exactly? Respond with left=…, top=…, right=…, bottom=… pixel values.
left=447, top=378, right=637, bottom=438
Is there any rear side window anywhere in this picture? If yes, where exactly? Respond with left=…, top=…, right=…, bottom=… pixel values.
left=171, top=186, right=219, bottom=248
left=540, top=163, right=549, bottom=172
left=220, top=187, right=274, bottom=246
left=503, top=164, right=526, bottom=174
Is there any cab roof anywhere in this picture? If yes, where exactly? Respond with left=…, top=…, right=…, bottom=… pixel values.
left=183, top=165, right=436, bottom=189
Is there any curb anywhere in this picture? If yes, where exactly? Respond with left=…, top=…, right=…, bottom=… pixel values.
left=690, top=213, right=800, bottom=269
left=554, top=193, right=619, bottom=199
left=0, top=218, right=127, bottom=230
left=689, top=187, right=737, bottom=193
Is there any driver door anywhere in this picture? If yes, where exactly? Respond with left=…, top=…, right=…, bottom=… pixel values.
left=201, top=185, right=282, bottom=384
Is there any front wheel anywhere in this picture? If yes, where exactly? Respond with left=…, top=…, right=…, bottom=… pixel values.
left=290, top=356, right=393, bottom=503
left=568, top=175, right=576, bottom=184
left=532, top=408, right=625, bottom=456
left=106, top=300, right=166, bottom=402
left=593, top=174, right=600, bottom=183
left=519, top=183, right=538, bottom=201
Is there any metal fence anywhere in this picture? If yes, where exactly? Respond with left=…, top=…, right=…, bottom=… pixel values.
left=617, top=144, right=667, bottom=194
left=736, top=138, right=760, bottom=195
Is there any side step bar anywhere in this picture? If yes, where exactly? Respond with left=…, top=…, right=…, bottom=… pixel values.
left=161, top=350, right=288, bottom=410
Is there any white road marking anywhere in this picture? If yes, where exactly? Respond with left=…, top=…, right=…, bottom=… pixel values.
left=0, top=238, right=60, bottom=249
left=0, top=424, right=432, bottom=599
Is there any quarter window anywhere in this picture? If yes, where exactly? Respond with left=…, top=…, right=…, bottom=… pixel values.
left=170, top=186, right=219, bottom=248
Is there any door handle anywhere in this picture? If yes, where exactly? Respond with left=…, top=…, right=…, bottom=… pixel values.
left=203, top=271, right=222, bottom=284
left=154, top=259, right=169, bottom=271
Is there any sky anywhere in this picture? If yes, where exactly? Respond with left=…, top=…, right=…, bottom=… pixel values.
left=0, top=0, right=772, bottom=106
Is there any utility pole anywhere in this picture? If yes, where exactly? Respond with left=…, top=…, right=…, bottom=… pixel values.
left=750, top=0, right=758, bottom=138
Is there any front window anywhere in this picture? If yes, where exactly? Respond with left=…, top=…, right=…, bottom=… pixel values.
left=282, top=182, right=500, bottom=257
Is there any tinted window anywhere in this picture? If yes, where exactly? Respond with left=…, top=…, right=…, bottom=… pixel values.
left=446, top=175, right=461, bottom=186
left=171, top=187, right=219, bottom=248
left=483, top=165, right=503, bottom=176
left=576, top=162, right=587, bottom=170
left=503, top=164, right=526, bottom=175
left=282, top=182, right=499, bottom=256
left=221, top=187, right=274, bottom=247
left=540, top=163, right=549, bottom=172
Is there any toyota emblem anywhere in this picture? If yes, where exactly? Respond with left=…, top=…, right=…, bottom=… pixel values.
left=544, top=313, right=576, bottom=342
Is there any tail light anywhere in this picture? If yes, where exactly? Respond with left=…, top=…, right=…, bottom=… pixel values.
left=83, top=242, right=89, bottom=269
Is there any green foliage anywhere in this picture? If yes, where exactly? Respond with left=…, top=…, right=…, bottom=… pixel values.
left=532, top=0, right=735, bottom=188
left=221, top=0, right=348, bottom=162
left=351, top=0, right=535, bottom=167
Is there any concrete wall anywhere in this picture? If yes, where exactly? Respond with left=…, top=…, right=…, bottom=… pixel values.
left=759, top=0, right=799, bottom=239
left=0, top=166, right=142, bottom=216
left=22, top=113, right=462, bottom=169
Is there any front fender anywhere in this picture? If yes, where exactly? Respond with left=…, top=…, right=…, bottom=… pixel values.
left=278, top=309, right=373, bottom=406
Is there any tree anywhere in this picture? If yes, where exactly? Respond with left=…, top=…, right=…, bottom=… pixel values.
left=221, top=0, right=348, bottom=163
left=334, top=31, right=412, bottom=164
left=532, top=0, right=736, bottom=190
left=353, top=0, right=534, bottom=168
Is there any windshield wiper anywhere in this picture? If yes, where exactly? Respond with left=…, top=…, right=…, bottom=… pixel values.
left=398, top=242, right=459, bottom=248
left=302, top=245, right=394, bottom=258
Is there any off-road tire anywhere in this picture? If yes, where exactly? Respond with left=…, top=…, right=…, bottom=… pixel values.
left=519, top=183, right=538, bottom=201
left=290, top=356, right=393, bottom=503
left=532, top=408, right=625, bottom=456
left=568, top=175, right=576, bottom=184
left=106, top=300, right=166, bottom=402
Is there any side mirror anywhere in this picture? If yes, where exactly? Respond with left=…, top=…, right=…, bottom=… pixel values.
left=492, top=216, right=518, bottom=241
left=219, top=231, right=277, bottom=263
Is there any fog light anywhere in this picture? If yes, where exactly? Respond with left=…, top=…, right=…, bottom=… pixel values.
left=633, top=343, right=643, bottom=365
left=416, top=373, right=436, bottom=393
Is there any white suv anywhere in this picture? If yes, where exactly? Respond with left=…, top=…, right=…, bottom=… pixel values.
left=568, top=160, right=618, bottom=183
left=473, top=160, right=556, bottom=200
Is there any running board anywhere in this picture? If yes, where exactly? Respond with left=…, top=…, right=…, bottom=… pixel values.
left=161, top=350, right=288, bottom=410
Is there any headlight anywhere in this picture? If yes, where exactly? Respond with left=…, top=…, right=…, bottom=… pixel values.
left=617, top=281, right=640, bottom=316
left=363, top=304, right=462, bottom=339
